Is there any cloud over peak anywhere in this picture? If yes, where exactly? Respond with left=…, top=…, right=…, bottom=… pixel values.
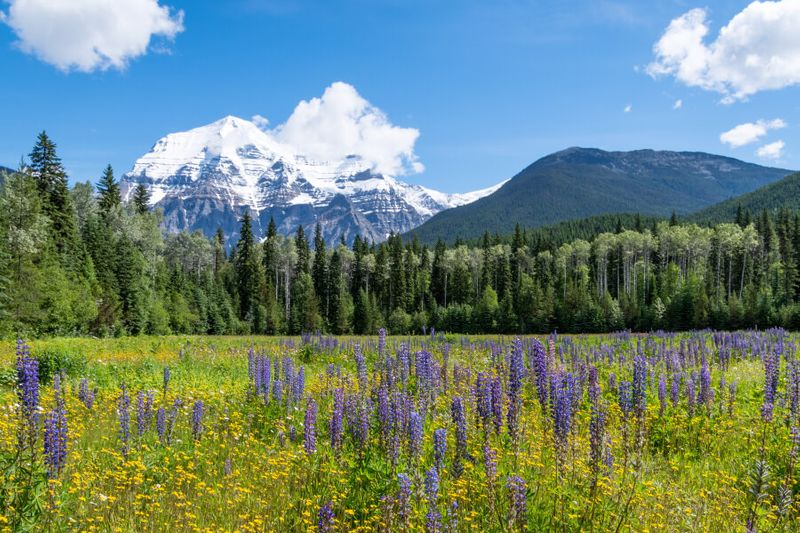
left=647, top=1, right=800, bottom=102
left=273, top=82, right=423, bottom=176
left=2, top=0, right=184, bottom=72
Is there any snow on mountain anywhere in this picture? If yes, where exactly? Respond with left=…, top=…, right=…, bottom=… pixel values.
left=121, top=116, right=499, bottom=245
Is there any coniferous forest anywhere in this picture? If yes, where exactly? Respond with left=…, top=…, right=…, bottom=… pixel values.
left=2, top=133, right=800, bottom=337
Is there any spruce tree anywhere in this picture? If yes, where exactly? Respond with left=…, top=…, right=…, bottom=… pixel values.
left=28, top=131, right=78, bottom=254
left=311, top=223, right=328, bottom=320
left=97, top=164, right=121, bottom=213
left=235, top=213, right=259, bottom=324
left=132, top=184, right=151, bottom=214
left=295, top=225, right=310, bottom=276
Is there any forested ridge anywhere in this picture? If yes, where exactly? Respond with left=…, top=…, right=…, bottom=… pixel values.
left=2, top=133, right=800, bottom=337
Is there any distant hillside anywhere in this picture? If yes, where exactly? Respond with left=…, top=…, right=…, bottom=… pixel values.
left=406, top=147, right=791, bottom=244
left=690, top=171, right=800, bottom=224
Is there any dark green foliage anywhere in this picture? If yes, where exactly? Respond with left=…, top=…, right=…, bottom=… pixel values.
left=4, top=133, right=800, bottom=337
left=97, top=164, right=121, bottom=213
left=691, top=172, right=800, bottom=224
left=132, top=183, right=150, bottom=214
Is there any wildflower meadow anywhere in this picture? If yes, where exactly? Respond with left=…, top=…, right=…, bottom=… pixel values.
left=1, top=329, right=799, bottom=531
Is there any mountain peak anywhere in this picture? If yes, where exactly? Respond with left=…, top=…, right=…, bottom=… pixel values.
left=120, top=117, right=502, bottom=245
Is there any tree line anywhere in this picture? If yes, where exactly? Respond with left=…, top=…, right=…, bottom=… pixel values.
left=2, top=132, right=800, bottom=336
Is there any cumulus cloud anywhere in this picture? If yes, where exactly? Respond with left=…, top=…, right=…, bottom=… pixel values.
left=673, top=99, right=683, bottom=110
left=623, top=104, right=632, bottom=113
left=646, top=1, right=800, bottom=102
left=720, top=118, right=786, bottom=148
left=273, top=82, right=423, bottom=176
left=756, top=140, right=785, bottom=159
left=251, top=114, right=270, bottom=130
left=2, top=0, right=184, bottom=72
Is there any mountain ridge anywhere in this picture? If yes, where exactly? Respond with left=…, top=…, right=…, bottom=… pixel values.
left=120, top=116, right=503, bottom=245
left=405, top=147, right=792, bottom=243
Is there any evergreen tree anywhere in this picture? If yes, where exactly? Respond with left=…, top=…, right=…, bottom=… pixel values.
left=132, top=184, right=151, bottom=214
left=295, top=225, right=310, bottom=276
left=97, top=164, right=121, bottom=213
left=234, top=213, right=260, bottom=326
left=312, top=223, right=328, bottom=320
left=28, top=131, right=78, bottom=255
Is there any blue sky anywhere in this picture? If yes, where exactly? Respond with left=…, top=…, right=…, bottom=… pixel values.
left=1, top=0, right=798, bottom=192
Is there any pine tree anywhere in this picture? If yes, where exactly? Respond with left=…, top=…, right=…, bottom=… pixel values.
left=312, top=223, right=328, bottom=321
left=97, top=164, right=121, bottom=213
left=214, top=228, right=226, bottom=276
left=234, top=213, right=260, bottom=325
left=28, top=131, right=78, bottom=255
left=132, top=184, right=151, bottom=214
left=295, top=225, right=310, bottom=276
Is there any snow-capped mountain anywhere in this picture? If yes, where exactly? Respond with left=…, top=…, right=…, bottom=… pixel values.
left=121, top=116, right=502, bottom=245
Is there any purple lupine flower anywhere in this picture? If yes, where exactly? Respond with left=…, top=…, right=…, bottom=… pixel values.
left=491, top=377, right=503, bottom=434
left=192, top=400, right=204, bottom=440
left=451, top=396, right=467, bottom=474
left=331, top=388, right=344, bottom=450
left=446, top=500, right=459, bottom=532
left=433, top=428, right=447, bottom=474
left=632, top=355, right=647, bottom=417
left=670, top=373, right=680, bottom=406
left=658, top=374, right=667, bottom=416
left=788, top=360, right=800, bottom=422
left=318, top=501, right=335, bottom=533
left=396, top=473, right=412, bottom=526
left=483, top=443, right=497, bottom=482
left=136, top=390, right=154, bottom=436
left=764, top=351, right=780, bottom=407
left=698, top=357, right=712, bottom=408
left=761, top=402, right=774, bottom=422
left=355, top=344, right=368, bottom=392
left=506, top=475, right=527, bottom=530
left=507, top=339, right=525, bottom=441
left=78, top=378, right=95, bottom=410
left=304, top=398, right=317, bottom=454
left=425, top=467, right=441, bottom=533
left=16, top=340, right=39, bottom=448
left=378, top=327, right=387, bottom=357
left=531, top=340, right=548, bottom=412
left=408, top=410, right=423, bottom=462
left=728, top=379, right=738, bottom=416
left=118, top=384, right=131, bottom=454
left=289, top=425, right=297, bottom=443
left=156, top=406, right=166, bottom=442
left=617, top=380, right=632, bottom=418
left=551, top=373, right=575, bottom=454
left=272, top=379, right=283, bottom=405
left=588, top=366, right=605, bottom=481
left=224, top=457, right=232, bottom=476
left=377, top=387, right=393, bottom=447
left=43, top=382, right=68, bottom=477
left=163, top=366, right=171, bottom=395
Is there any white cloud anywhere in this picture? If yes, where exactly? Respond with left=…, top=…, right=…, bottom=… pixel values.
left=720, top=118, right=786, bottom=148
left=273, top=82, right=423, bottom=176
left=251, top=114, right=270, bottom=130
left=2, top=0, right=184, bottom=72
left=647, top=1, right=800, bottom=102
left=756, top=140, right=785, bottom=159
left=673, top=99, right=683, bottom=110
left=623, top=104, right=632, bottom=113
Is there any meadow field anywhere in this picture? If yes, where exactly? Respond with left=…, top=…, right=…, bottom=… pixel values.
left=1, top=330, right=798, bottom=532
